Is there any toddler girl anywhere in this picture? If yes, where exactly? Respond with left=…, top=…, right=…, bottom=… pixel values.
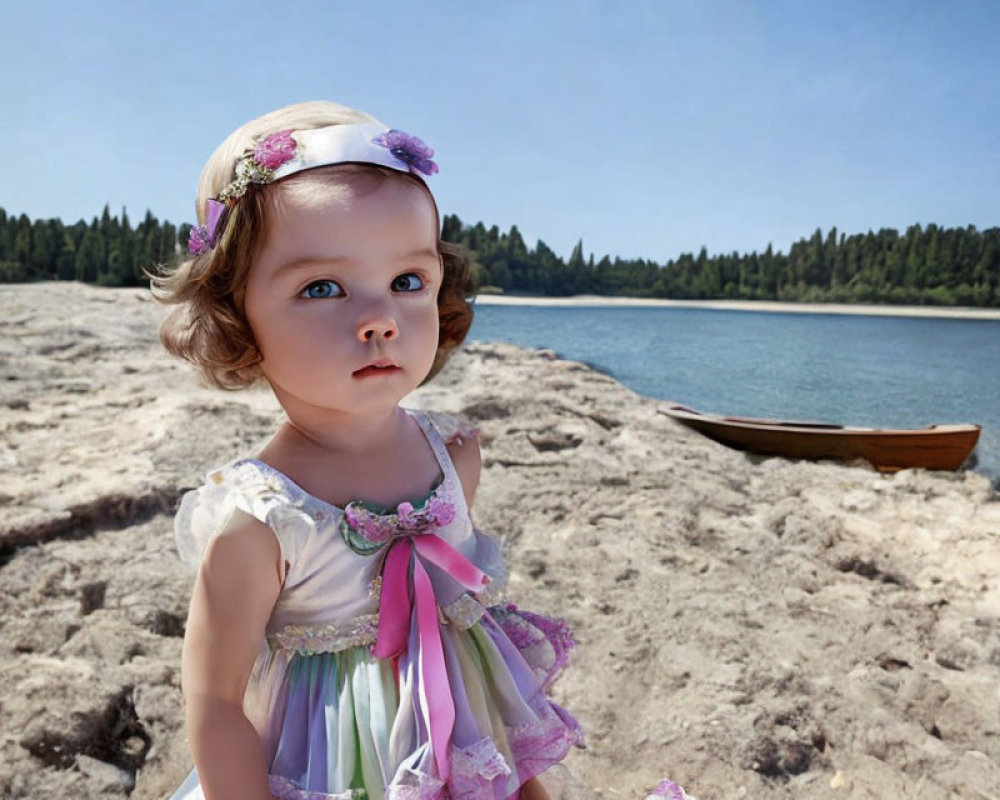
left=152, top=100, right=691, bottom=800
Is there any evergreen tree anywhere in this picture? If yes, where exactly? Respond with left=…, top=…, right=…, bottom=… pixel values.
left=13, top=214, right=31, bottom=266
left=440, top=213, right=463, bottom=243
left=29, top=219, right=57, bottom=279
left=0, top=209, right=10, bottom=261
left=75, top=222, right=104, bottom=283
left=56, top=234, right=76, bottom=281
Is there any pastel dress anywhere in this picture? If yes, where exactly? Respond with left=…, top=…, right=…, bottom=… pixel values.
left=168, top=408, right=587, bottom=800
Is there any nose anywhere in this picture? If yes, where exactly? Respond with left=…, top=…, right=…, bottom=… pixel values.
left=356, top=310, right=398, bottom=342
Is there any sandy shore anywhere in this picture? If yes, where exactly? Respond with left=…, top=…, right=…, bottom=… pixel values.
left=475, top=293, right=1000, bottom=321
left=2, top=282, right=1000, bottom=799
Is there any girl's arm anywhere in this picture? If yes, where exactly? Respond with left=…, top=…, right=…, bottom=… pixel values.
left=446, top=433, right=482, bottom=510
left=181, top=509, right=284, bottom=800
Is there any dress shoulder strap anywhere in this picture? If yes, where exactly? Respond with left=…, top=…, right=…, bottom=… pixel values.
left=408, top=409, right=458, bottom=480
left=407, top=408, right=478, bottom=518
left=411, top=409, right=480, bottom=447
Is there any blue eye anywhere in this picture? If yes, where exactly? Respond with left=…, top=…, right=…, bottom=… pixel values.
left=391, top=273, right=425, bottom=292
left=300, top=280, right=343, bottom=299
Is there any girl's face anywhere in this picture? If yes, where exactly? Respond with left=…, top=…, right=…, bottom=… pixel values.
left=244, top=175, right=443, bottom=421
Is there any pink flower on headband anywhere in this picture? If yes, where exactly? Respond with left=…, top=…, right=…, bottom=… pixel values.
left=253, top=130, right=297, bottom=170
left=373, top=129, right=439, bottom=176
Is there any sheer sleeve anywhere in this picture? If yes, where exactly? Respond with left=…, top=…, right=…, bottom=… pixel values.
left=173, top=462, right=317, bottom=584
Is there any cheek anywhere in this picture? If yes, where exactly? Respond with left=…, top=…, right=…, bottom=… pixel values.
left=399, top=304, right=439, bottom=361
left=246, top=303, right=311, bottom=364
left=244, top=297, right=280, bottom=351
left=416, top=301, right=441, bottom=342
left=242, top=282, right=270, bottom=344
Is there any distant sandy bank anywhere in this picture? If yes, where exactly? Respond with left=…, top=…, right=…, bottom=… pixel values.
left=475, top=294, right=1000, bottom=320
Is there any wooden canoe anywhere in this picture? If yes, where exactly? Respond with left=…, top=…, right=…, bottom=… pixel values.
left=662, top=404, right=981, bottom=472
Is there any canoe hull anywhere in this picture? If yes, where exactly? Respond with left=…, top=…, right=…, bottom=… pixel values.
left=664, top=407, right=981, bottom=472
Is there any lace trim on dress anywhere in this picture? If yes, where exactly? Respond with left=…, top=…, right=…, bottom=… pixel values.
left=384, top=784, right=443, bottom=800
left=514, top=699, right=586, bottom=751
left=452, top=709, right=585, bottom=798
left=266, top=562, right=508, bottom=654
left=263, top=580, right=571, bottom=663
left=267, top=710, right=583, bottom=800
left=475, top=563, right=507, bottom=606
left=266, top=615, right=380, bottom=655
left=487, top=603, right=576, bottom=692
left=263, top=589, right=513, bottom=654
left=268, top=769, right=448, bottom=800
left=268, top=774, right=366, bottom=799
left=452, top=736, right=512, bottom=782
left=440, top=593, right=486, bottom=630
left=440, top=566, right=508, bottom=631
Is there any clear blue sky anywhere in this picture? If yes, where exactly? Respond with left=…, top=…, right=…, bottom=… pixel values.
left=2, top=0, right=998, bottom=263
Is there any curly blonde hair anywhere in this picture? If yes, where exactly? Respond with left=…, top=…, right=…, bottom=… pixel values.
left=147, top=101, right=475, bottom=390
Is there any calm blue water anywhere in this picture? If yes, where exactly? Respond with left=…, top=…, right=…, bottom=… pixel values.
left=469, top=305, right=1000, bottom=484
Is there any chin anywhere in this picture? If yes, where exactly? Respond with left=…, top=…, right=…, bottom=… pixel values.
left=351, top=383, right=416, bottom=409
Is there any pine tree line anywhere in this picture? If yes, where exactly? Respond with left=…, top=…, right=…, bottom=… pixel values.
left=445, top=217, right=999, bottom=307
left=2, top=206, right=997, bottom=307
left=0, top=206, right=189, bottom=286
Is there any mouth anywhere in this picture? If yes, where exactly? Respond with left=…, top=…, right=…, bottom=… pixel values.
left=353, top=360, right=402, bottom=378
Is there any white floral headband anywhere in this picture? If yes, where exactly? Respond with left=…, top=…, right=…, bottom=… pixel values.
left=188, top=122, right=439, bottom=255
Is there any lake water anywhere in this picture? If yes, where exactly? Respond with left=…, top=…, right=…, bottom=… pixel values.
left=469, top=304, right=1000, bottom=484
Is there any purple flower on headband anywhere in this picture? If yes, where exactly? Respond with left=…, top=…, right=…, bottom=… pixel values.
left=188, top=226, right=212, bottom=256
left=373, top=129, right=439, bottom=176
left=187, top=199, right=228, bottom=256
left=253, top=130, right=297, bottom=170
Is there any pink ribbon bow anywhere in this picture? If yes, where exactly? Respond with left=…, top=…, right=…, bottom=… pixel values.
left=372, top=530, right=490, bottom=781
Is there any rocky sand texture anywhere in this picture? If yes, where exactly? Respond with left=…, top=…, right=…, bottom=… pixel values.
left=2, top=281, right=999, bottom=799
